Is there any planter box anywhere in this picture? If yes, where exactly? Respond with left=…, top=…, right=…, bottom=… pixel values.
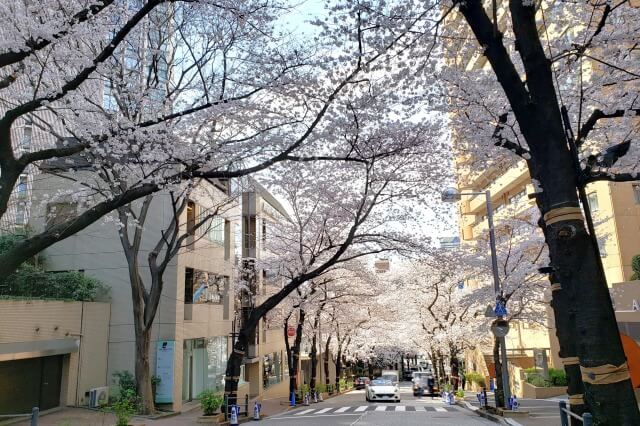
left=197, top=414, right=224, bottom=424
left=522, top=382, right=566, bottom=399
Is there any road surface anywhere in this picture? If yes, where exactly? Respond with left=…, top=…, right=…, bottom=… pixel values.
left=260, top=382, right=496, bottom=425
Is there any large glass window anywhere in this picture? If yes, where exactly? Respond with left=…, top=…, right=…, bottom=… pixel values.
left=185, top=269, right=227, bottom=305
left=263, top=352, right=282, bottom=389
left=16, top=175, right=28, bottom=198
left=182, top=337, right=228, bottom=401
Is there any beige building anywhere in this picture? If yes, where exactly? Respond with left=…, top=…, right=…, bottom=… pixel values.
left=0, top=300, right=110, bottom=414
left=26, top=177, right=238, bottom=412
left=236, top=179, right=290, bottom=400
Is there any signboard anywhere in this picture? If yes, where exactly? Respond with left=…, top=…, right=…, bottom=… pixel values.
left=633, top=299, right=639, bottom=311
left=155, top=341, right=175, bottom=403
left=287, top=325, right=296, bottom=338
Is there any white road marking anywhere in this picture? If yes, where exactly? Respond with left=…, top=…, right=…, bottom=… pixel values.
left=434, top=407, right=447, bottom=412
left=316, top=407, right=332, bottom=414
left=295, top=409, right=315, bottom=415
left=354, top=406, right=368, bottom=412
left=395, top=405, right=406, bottom=412
left=335, top=406, right=350, bottom=413
left=375, top=405, right=387, bottom=411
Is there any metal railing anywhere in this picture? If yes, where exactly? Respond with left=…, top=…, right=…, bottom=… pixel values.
left=559, top=401, right=593, bottom=426
left=0, top=407, right=39, bottom=425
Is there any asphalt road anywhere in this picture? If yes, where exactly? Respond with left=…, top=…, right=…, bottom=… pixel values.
left=260, top=382, right=496, bottom=425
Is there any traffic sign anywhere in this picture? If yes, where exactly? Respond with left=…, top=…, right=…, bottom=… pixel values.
left=287, top=325, right=296, bottom=338
left=494, top=302, right=508, bottom=317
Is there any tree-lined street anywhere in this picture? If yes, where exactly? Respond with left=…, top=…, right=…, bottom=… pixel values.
left=1, top=0, right=639, bottom=425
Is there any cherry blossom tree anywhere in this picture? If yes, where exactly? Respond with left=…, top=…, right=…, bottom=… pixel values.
left=115, top=180, right=237, bottom=413
left=0, top=0, right=447, bottom=280
left=427, top=1, right=640, bottom=421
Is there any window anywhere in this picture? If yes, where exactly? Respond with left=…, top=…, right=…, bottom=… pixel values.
left=263, top=352, right=282, bottom=389
left=103, top=81, right=118, bottom=112
left=46, top=202, right=76, bottom=229
left=16, top=175, right=28, bottom=198
left=261, top=218, right=267, bottom=250
left=20, top=121, right=32, bottom=152
left=633, top=184, right=640, bottom=205
left=206, top=216, right=225, bottom=245
left=15, top=203, right=27, bottom=226
left=186, top=201, right=196, bottom=250
left=587, top=192, right=599, bottom=212
left=184, top=267, right=194, bottom=304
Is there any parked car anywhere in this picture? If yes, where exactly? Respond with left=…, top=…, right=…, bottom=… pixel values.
left=403, top=366, right=422, bottom=381
left=413, top=375, right=439, bottom=396
left=411, top=371, right=431, bottom=382
left=354, top=376, right=370, bottom=389
left=366, top=378, right=400, bottom=402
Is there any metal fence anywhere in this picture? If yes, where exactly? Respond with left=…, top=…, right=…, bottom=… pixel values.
left=559, top=401, right=593, bottom=426
left=0, top=407, right=39, bottom=426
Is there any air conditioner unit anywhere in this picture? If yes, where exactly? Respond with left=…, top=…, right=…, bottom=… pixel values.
left=89, top=386, right=109, bottom=408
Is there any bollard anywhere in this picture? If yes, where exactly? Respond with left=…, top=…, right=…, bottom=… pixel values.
left=303, top=393, right=310, bottom=406
left=30, top=407, right=39, bottom=426
left=319, top=390, right=324, bottom=402
left=511, top=396, right=519, bottom=411
left=559, top=401, right=569, bottom=426
left=290, top=391, right=296, bottom=407
left=313, top=391, right=318, bottom=403
left=253, top=401, right=261, bottom=421
left=229, top=405, right=239, bottom=426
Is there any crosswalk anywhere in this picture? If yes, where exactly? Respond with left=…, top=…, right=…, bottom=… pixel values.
left=287, top=404, right=459, bottom=416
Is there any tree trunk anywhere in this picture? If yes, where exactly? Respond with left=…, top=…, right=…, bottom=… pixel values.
left=324, top=337, right=331, bottom=387
left=548, top=273, right=586, bottom=424
left=135, top=326, right=154, bottom=414
left=450, top=352, right=459, bottom=391
left=335, top=347, right=342, bottom=392
left=224, top=331, right=249, bottom=408
left=458, top=2, right=640, bottom=422
left=310, top=333, right=318, bottom=392
left=493, top=337, right=504, bottom=408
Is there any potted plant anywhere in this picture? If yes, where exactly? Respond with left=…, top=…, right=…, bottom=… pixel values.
left=197, top=390, right=224, bottom=424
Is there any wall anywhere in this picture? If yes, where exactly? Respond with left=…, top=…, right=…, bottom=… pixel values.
left=0, top=300, right=110, bottom=406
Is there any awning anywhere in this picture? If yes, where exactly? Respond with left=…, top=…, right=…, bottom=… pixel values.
left=0, top=338, right=79, bottom=362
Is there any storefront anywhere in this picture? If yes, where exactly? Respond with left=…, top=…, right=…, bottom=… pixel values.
left=182, top=337, right=227, bottom=401
left=263, top=351, right=284, bottom=389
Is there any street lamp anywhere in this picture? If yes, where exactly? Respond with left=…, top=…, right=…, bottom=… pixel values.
left=441, top=187, right=512, bottom=405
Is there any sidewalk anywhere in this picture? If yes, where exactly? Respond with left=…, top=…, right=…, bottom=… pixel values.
left=459, top=392, right=563, bottom=426
left=10, top=396, right=291, bottom=426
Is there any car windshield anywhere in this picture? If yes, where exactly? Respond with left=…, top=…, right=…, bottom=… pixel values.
left=414, top=373, right=429, bottom=378
left=358, top=377, right=368, bottom=381
left=371, top=379, right=392, bottom=386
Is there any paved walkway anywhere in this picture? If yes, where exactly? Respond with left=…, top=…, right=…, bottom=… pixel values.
left=10, top=396, right=291, bottom=426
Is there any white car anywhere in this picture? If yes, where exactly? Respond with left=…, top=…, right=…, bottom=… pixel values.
left=365, top=378, right=400, bottom=402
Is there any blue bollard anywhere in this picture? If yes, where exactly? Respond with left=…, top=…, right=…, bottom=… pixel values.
left=583, top=412, right=593, bottom=426
left=290, top=391, right=296, bottom=407
left=253, top=401, right=261, bottom=421
left=559, top=401, right=569, bottom=426
left=230, top=405, right=239, bottom=426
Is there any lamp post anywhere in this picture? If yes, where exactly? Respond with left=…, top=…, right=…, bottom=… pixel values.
left=442, top=187, right=512, bottom=405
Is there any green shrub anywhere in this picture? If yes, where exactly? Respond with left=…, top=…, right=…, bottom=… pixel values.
left=465, top=372, right=486, bottom=388
left=112, top=388, right=138, bottom=426
left=631, top=255, right=640, bottom=280
left=548, top=368, right=568, bottom=386
left=198, top=390, right=223, bottom=416
left=455, top=389, right=465, bottom=398
left=314, top=383, right=326, bottom=393
left=113, top=371, right=137, bottom=400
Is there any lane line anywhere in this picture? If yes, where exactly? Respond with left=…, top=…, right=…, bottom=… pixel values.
left=294, top=409, right=315, bottom=415
left=316, top=407, right=333, bottom=414
left=434, top=407, right=447, bottom=412
left=335, top=406, right=351, bottom=413
left=375, top=405, right=387, bottom=411
left=354, top=406, right=368, bottom=412
left=395, top=405, right=406, bottom=412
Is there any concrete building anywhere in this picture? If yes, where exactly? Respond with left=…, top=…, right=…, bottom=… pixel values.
left=236, top=179, right=290, bottom=400
left=27, top=177, right=238, bottom=412
left=0, top=300, right=110, bottom=414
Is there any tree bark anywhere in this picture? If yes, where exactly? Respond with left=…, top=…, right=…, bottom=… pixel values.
left=493, top=337, right=505, bottom=408
left=335, top=346, right=342, bottom=393
left=457, top=1, right=640, bottom=422
left=324, top=336, right=332, bottom=387
left=135, top=326, right=154, bottom=414
left=548, top=273, right=586, bottom=424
